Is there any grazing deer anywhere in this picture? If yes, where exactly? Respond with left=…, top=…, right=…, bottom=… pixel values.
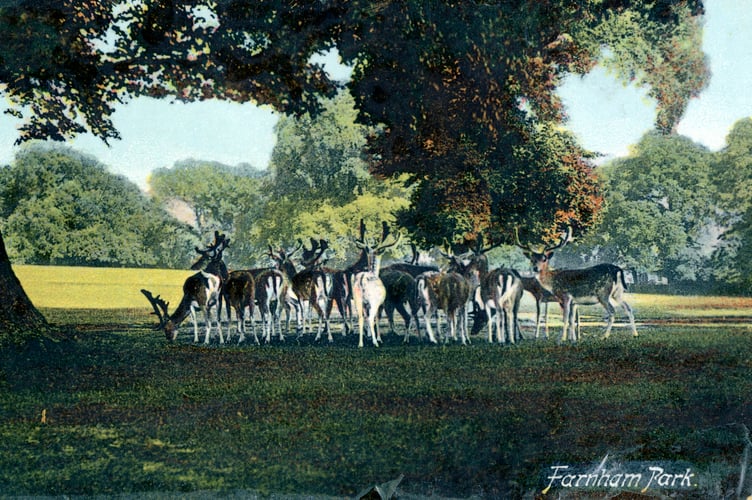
left=519, top=276, right=557, bottom=339
left=516, top=227, right=638, bottom=343
left=142, top=233, right=229, bottom=344
left=351, top=220, right=401, bottom=347
left=444, top=239, right=525, bottom=344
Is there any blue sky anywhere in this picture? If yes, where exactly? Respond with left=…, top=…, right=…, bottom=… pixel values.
left=0, top=0, right=748, bottom=189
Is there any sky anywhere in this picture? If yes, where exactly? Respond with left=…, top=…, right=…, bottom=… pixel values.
left=0, top=0, right=749, bottom=190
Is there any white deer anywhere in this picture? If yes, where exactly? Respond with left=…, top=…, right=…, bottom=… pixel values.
left=351, top=220, right=401, bottom=348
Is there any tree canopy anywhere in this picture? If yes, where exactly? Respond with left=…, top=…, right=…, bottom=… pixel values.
left=0, top=0, right=708, bottom=247
left=0, top=144, right=199, bottom=268
left=578, top=132, right=715, bottom=281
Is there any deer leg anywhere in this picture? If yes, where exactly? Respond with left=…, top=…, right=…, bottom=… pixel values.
left=369, top=305, right=380, bottom=347
left=189, top=306, right=199, bottom=343
left=543, top=301, right=549, bottom=339
left=356, top=299, right=365, bottom=348
left=621, top=300, right=638, bottom=337
left=600, top=299, right=617, bottom=339
left=560, top=298, right=572, bottom=344
left=533, top=300, right=541, bottom=339
left=202, top=307, right=212, bottom=344
left=423, top=306, right=438, bottom=344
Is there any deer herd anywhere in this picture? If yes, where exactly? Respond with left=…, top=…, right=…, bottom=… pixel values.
left=141, top=221, right=638, bottom=347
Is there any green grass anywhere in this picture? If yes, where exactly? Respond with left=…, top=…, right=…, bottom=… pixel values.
left=2, top=266, right=752, bottom=498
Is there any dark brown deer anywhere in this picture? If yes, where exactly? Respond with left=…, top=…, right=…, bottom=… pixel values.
left=378, top=244, right=437, bottom=338
left=351, top=220, right=401, bottom=347
left=222, top=270, right=258, bottom=344
left=142, top=233, right=229, bottom=343
left=516, top=227, right=638, bottom=343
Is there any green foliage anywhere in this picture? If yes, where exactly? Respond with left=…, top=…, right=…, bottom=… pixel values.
left=149, top=159, right=267, bottom=263
left=709, top=118, right=752, bottom=290
left=0, top=1, right=708, bottom=251
left=579, top=132, right=715, bottom=280
left=0, top=144, right=198, bottom=268
left=255, top=91, right=411, bottom=261
left=269, top=91, right=373, bottom=204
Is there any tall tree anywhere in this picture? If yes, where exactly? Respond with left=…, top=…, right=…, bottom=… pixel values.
left=581, top=132, right=715, bottom=280
left=337, top=0, right=708, bottom=248
left=710, top=118, right=752, bottom=291
left=0, top=144, right=199, bottom=268
left=0, top=0, right=708, bottom=337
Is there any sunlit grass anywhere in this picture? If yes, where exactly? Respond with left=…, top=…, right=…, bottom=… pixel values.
left=13, top=265, right=194, bottom=310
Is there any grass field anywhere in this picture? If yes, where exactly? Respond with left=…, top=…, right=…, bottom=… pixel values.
left=2, top=265, right=752, bottom=498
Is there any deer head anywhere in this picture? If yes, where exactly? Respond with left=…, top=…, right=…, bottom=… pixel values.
left=354, top=220, right=402, bottom=272
left=301, top=238, right=330, bottom=268
left=515, top=226, right=572, bottom=273
left=141, top=289, right=178, bottom=341
left=192, top=231, right=230, bottom=272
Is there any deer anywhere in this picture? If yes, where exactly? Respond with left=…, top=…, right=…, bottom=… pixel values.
left=519, top=276, right=557, bottom=340
left=516, top=227, right=638, bottom=343
left=351, top=220, right=401, bottom=348
left=142, top=233, right=229, bottom=344
left=379, top=244, right=437, bottom=339
left=271, top=238, right=333, bottom=341
left=443, top=238, right=526, bottom=345
left=476, top=267, right=524, bottom=344
left=413, top=270, right=472, bottom=345
left=222, top=270, right=258, bottom=344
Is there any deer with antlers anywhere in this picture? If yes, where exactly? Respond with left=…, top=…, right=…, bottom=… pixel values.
left=270, top=238, right=333, bottom=340
left=351, top=220, right=401, bottom=347
left=142, top=233, right=229, bottom=344
left=516, top=227, right=638, bottom=343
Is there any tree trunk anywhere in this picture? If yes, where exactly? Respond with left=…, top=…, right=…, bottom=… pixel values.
left=0, top=229, right=48, bottom=341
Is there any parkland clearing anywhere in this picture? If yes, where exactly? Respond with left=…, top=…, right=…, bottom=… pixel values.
left=1, top=265, right=751, bottom=498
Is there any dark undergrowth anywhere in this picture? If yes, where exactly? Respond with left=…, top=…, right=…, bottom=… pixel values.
left=1, top=309, right=752, bottom=498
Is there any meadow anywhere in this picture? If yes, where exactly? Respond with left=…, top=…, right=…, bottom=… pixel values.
left=2, top=265, right=752, bottom=498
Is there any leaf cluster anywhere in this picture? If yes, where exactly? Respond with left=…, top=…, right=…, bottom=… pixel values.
left=0, top=144, right=199, bottom=267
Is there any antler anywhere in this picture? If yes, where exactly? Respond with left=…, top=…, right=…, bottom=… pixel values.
left=514, top=227, right=538, bottom=254
left=515, top=226, right=572, bottom=254
left=544, top=226, right=572, bottom=253
left=375, top=221, right=401, bottom=254
left=141, top=289, right=169, bottom=329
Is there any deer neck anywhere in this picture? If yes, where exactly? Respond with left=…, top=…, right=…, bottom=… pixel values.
left=534, top=263, right=556, bottom=293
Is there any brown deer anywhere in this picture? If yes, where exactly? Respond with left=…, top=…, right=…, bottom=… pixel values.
left=351, top=220, right=401, bottom=347
left=222, top=270, right=258, bottom=344
left=413, top=270, right=472, bottom=345
left=476, top=267, right=524, bottom=344
left=142, top=233, right=229, bottom=343
left=271, top=238, right=333, bottom=340
left=379, top=244, right=437, bottom=339
left=519, top=276, right=557, bottom=339
left=516, top=227, right=638, bottom=343
left=443, top=239, right=525, bottom=344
